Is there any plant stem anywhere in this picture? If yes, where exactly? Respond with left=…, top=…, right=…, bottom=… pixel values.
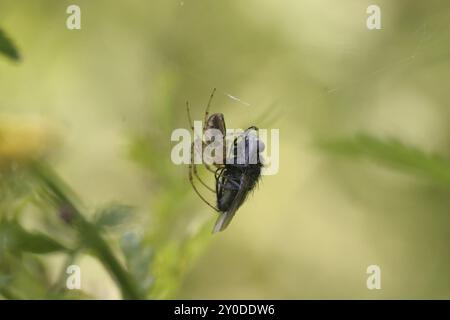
left=32, top=162, right=142, bottom=299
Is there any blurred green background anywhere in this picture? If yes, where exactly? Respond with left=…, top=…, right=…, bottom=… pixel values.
left=1, top=0, right=450, bottom=299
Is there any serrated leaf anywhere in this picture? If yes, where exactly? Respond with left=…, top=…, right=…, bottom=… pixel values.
left=0, top=29, right=20, bottom=61
left=319, top=134, right=450, bottom=188
left=94, top=204, right=133, bottom=228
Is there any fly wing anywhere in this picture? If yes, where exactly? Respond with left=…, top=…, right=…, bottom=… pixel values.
left=212, top=175, right=250, bottom=233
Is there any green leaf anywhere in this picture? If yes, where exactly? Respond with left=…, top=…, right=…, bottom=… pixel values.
left=319, top=134, right=450, bottom=188
left=0, top=254, right=52, bottom=299
left=0, top=221, right=67, bottom=254
left=149, top=220, right=213, bottom=299
left=0, top=275, right=12, bottom=289
left=120, top=232, right=153, bottom=294
left=0, top=29, right=20, bottom=61
left=94, top=204, right=133, bottom=228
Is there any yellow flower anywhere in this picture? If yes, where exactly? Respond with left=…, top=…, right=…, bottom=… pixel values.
left=0, top=115, right=59, bottom=168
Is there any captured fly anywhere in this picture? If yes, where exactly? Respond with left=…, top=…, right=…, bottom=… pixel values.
left=186, top=88, right=264, bottom=233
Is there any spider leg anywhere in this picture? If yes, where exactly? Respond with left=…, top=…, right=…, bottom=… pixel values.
left=187, top=127, right=215, bottom=192
left=203, top=88, right=217, bottom=131
left=187, top=100, right=217, bottom=174
left=188, top=163, right=219, bottom=212
left=186, top=101, right=195, bottom=132
left=215, top=168, right=241, bottom=192
left=193, top=161, right=215, bottom=192
left=245, top=126, right=259, bottom=132
left=201, top=139, right=219, bottom=173
left=188, top=144, right=219, bottom=212
left=227, top=177, right=241, bottom=189
left=218, top=179, right=241, bottom=192
left=215, top=167, right=225, bottom=180
left=186, top=96, right=221, bottom=210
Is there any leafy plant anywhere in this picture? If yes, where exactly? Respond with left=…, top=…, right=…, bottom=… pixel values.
left=0, top=162, right=144, bottom=299
left=0, top=25, right=212, bottom=296
left=319, top=134, right=450, bottom=189
left=0, top=29, right=20, bottom=61
left=127, top=85, right=215, bottom=299
left=0, top=99, right=213, bottom=300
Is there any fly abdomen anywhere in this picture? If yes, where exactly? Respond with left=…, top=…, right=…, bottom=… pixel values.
left=217, top=178, right=240, bottom=212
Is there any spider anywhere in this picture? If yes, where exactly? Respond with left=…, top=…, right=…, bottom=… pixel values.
left=186, top=88, right=264, bottom=233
